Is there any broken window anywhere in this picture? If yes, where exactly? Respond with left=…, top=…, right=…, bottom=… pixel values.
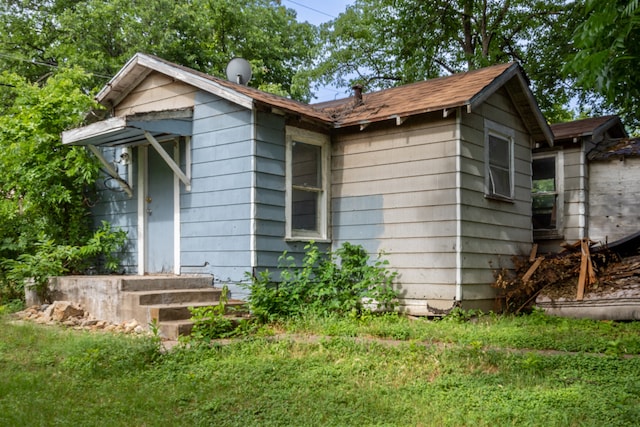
left=532, top=156, right=558, bottom=230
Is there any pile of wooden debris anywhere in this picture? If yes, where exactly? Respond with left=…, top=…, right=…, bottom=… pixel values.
left=493, top=238, right=640, bottom=313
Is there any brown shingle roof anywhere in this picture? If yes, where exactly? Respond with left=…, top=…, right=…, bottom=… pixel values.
left=314, top=63, right=516, bottom=127
left=550, top=115, right=627, bottom=142
left=96, top=54, right=551, bottom=143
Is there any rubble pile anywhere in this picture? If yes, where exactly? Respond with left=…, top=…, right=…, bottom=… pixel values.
left=493, top=239, right=640, bottom=313
left=14, top=300, right=148, bottom=335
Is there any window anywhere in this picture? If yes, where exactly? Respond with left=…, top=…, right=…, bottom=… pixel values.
left=485, top=120, right=515, bottom=200
left=532, top=152, right=562, bottom=232
left=286, top=127, right=329, bottom=240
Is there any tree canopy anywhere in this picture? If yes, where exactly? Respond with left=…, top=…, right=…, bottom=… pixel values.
left=0, top=0, right=318, bottom=100
left=566, top=0, right=640, bottom=128
left=310, top=0, right=591, bottom=122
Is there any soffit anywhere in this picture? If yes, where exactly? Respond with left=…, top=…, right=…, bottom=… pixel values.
left=62, top=109, right=192, bottom=147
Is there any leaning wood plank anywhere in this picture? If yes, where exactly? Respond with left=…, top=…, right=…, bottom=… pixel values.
left=576, top=240, right=588, bottom=301
left=522, top=257, right=544, bottom=282
left=585, top=241, right=597, bottom=285
left=529, top=244, right=538, bottom=262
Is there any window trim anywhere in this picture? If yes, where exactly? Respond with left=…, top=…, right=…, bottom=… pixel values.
left=532, top=150, right=564, bottom=238
left=484, top=119, right=515, bottom=201
left=285, top=126, right=330, bottom=241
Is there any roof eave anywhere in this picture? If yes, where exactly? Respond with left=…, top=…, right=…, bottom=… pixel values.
left=592, top=116, right=628, bottom=142
left=97, top=53, right=254, bottom=111
left=332, top=103, right=468, bottom=129
left=470, top=64, right=553, bottom=146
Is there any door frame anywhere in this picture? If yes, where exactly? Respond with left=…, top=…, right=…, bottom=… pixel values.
left=137, top=139, right=184, bottom=275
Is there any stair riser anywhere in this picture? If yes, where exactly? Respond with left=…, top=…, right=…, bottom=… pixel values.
left=158, top=322, right=193, bottom=339
left=121, top=276, right=214, bottom=292
left=139, top=290, right=221, bottom=305
left=151, top=303, right=249, bottom=322
left=158, top=317, right=249, bottom=340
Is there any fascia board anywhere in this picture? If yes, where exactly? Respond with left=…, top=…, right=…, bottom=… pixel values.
left=97, top=53, right=254, bottom=111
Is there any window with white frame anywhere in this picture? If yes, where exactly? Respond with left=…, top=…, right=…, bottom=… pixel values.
left=286, top=126, right=330, bottom=240
left=532, top=152, right=563, bottom=232
left=485, top=120, right=515, bottom=200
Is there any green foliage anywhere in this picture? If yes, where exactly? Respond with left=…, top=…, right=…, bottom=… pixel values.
left=0, top=69, right=127, bottom=303
left=61, top=334, right=161, bottom=379
left=312, top=0, right=585, bottom=120
left=243, top=242, right=398, bottom=322
left=0, top=0, right=318, bottom=100
left=442, top=307, right=484, bottom=323
left=567, top=0, right=640, bottom=128
left=1, top=222, right=126, bottom=302
left=188, top=285, right=255, bottom=341
left=0, top=299, right=24, bottom=316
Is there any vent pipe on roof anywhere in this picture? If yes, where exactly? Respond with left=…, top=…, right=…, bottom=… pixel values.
left=352, top=84, right=363, bottom=103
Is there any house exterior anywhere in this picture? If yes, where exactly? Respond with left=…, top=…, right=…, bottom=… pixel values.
left=588, top=138, right=640, bottom=244
left=533, top=116, right=628, bottom=252
left=62, top=53, right=552, bottom=315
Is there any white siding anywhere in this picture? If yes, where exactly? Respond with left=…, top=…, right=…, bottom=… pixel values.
left=562, top=146, right=587, bottom=242
left=332, top=116, right=459, bottom=314
left=589, top=157, right=640, bottom=242
left=458, top=88, right=533, bottom=307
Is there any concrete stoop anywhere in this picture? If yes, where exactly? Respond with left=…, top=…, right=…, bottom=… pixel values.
left=46, top=275, right=248, bottom=339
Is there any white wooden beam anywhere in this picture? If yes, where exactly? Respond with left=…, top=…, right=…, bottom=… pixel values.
left=87, top=145, right=133, bottom=197
left=144, top=131, right=191, bottom=191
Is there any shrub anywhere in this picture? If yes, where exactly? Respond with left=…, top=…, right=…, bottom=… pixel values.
left=1, top=221, right=127, bottom=303
left=243, top=242, right=398, bottom=322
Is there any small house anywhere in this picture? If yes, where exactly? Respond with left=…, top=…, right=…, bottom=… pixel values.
left=62, top=54, right=552, bottom=315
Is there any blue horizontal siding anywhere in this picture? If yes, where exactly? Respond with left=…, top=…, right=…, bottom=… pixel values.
left=181, top=219, right=250, bottom=237
left=177, top=91, right=254, bottom=282
left=91, top=160, right=138, bottom=273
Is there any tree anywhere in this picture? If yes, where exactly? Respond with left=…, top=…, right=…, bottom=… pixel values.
left=0, top=0, right=318, bottom=100
left=0, top=69, right=125, bottom=301
left=566, top=0, right=640, bottom=127
left=310, top=0, right=586, bottom=122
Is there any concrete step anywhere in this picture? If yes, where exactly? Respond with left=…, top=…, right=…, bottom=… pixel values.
left=158, top=314, right=251, bottom=340
left=149, top=300, right=249, bottom=322
left=120, top=275, right=214, bottom=292
left=131, top=288, right=223, bottom=306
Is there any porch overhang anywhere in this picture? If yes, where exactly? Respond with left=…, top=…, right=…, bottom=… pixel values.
left=61, top=109, right=193, bottom=147
left=61, top=109, right=193, bottom=196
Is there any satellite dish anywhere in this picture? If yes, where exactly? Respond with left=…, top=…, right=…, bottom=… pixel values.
left=225, top=58, right=252, bottom=85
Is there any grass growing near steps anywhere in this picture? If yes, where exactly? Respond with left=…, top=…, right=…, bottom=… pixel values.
left=1, top=312, right=640, bottom=426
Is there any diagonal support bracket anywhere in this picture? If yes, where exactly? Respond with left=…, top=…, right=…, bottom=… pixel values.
left=144, top=131, right=191, bottom=191
left=87, top=145, right=133, bottom=197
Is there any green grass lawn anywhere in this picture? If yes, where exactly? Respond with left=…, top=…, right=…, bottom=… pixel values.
left=1, top=310, right=639, bottom=426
